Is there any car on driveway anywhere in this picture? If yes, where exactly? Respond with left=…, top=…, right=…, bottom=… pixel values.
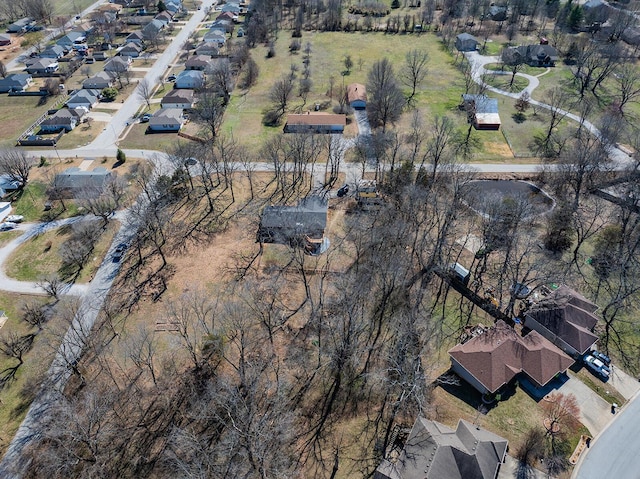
left=167, top=74, right=176, bottom=82
left=584, top=353, right=611, bottom=380
left=5, top=215, right=24, bottom=223
left=140, top=113, right=152, bottom=123
left=112, top=242, right=128, bottom=262
left=0, top=222, right=18, bottom=231
left=591, top=350, right=611, bottom=366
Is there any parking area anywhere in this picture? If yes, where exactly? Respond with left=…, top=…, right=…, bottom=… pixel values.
left=558, top=373, right=612, bottom=435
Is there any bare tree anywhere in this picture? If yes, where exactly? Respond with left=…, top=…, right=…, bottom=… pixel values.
left=21, top=300, right=49, bottom=331
left=400, top=49, right=429, bottom=104
left=240, top=56, right=259, bottom=89
left=0, top=148, right=34, bottom=186
left=366, top=58, right=405, bottom=132
left=37, top=273, right=63, bottom=299
left=0, top=60, right=6, bottom=79
left=265, top=74, right=294, bottom=125
left=137, top=77, right=153, bottom=109
left=192, top=88, right=225, bottom=140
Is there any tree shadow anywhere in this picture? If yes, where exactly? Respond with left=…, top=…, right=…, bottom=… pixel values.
left=512, top=112, right=527, bottom=123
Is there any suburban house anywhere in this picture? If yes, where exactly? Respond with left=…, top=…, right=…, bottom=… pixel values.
left=488, top=5, right=508, bottom=21
left=583, top=0, right=610, bottom=24
left=83, top=71, right=116, bottom=89
left=164, top=1, right=181, bottom=14
left=448, top=320, right=574, bottom=395
left=53, top=167, right=114, bottom=198
left=374, top=417, right=508, bottom=479
left=125, top=30, right=145, bottom=46
left=119, top=42, right=143, bottom=58
left=0, top=34, right=12, bottom=46
left=0, top=73, right=32, bottom=93
left=67, top=89, right=101, bottom=110
left=462, top=94, right=501, bottom=130
left=455, top=33, right=479, bottom=52
left=0, top=174, right=21, bottom=198
left=524, top=286, right=600, bottom=358
left=142, top=18, right=165, bottom=38
left=221, top=3, right=241, bottom=14
left=24, top=58, right=59, bottom=75
left=148, top=108, right=184, bottom=132
left=217, top=11, right=236, bottom=22
left=174, top=70, right=204, bottom=89
left=40, top=44, right=66, bottom=59
left=210, top=18, right=234, bottom=33
left=57, top=30, right=86, bottom=49
left=161, top=88, right=194, bottom=109
left=185, top=55, right=212, bottom=70
left=195, top=42, right=220, bottom=56
left=104, top=56, right=132, bottom=72
left=203, top=29, right=226, bottom=47
left=284, top=113, right=346, bottom=134
left=7, top=17, right=33, bottom=33
left=39, top=108, right=82, bottom=133
left=347, top=83, right=367, bottom=109
left=155, top=10, right=173, bottom=23
left=258, top=196, right=328, bottom=245
left=515, top=44, right=558, bottom=67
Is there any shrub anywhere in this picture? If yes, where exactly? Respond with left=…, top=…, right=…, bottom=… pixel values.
left=116, top=149, right=126, bottom=164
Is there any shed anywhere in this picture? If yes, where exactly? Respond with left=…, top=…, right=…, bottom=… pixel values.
left=455, top=33, right=478, bottom=52
left=462, top=94, right=501, bottom=130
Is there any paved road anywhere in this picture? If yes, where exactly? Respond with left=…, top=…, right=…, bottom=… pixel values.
left=573, top=389, right=640, bottom=479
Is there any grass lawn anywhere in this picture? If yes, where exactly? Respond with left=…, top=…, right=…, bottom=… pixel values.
left=6, top=219, right=120, bottom=283
left=9, top=181, right=49, bottom=222
left=482, top=72, right=529, bottom=93
left=0, top=95, right=60, bottom=148
left=55, top=121, right=108, bottom=149
left=118, top=123, right=187, bottom=150
left=0, top=231, right=22, bottom=248
left=223, top=31, right=467, bottom=153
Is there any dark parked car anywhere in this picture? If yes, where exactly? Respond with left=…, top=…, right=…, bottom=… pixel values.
left=337, top=184, right=349, bottom=197
left=583, top=353, right=610, bottom=381
left=591, top=350, right=611, bottom=366
left=112, top=242, right=128, bottom=262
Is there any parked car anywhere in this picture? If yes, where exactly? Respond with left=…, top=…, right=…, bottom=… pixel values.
left=184, top=157, right=197, bottom=166
left=5, top=215, right=24, bottom=223
left=0, top=222, right=18, bottom=231
left=591, top=350, right=611, bottom=366
left=337, top=184, right=349, bottom=197
left=510, top=282, right=531, bottom=299
left=112, top=242, right=128, bottom=262
left=140, top=113, right=152, bottom=123
left=583, top=354, right=611, bottom=380
left=167, top=74, right=176, bottom=82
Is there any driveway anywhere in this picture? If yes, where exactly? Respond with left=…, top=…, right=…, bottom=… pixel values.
left=558, top=373, right=612, bottom=435
left=499, top=455, right=547, bottom=479
left=607, top=364, right=640, bottom=400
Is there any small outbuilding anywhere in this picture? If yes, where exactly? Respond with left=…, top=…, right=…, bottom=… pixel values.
left=347, top=83, right=367, bottom=109
left=462, top=94, right=501, bottom=130
left=455, top=33, right=478, bottom=52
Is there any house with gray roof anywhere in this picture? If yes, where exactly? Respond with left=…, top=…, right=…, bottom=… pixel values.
left=57, top=30, right=86, bottom=49
left=53, top=167, right=114, bottom=198
left=119, top=42, right=143, bottom=58
left=148, top=108, right=184, bottom=131
left=104, top=56, right=132, bottom=72
left=514, top=44, right=558, bottom=67
left=40, top=109, right=83, bottom=133
left=161, top=88, right=194, bottom=109
left=0, top=73, right=32, bottom=93
left=7, top=17, right=33, bottom=33
left=83, top=71, right=116, bottom=89
left=67, top=89, right=101, bottom=110
left=455, top=33, right=478, bottom=52
left=375, top=417, right=508, bottom=479
left=0, top=34, right=12, bottom=46
left=142, top=18, right=165, bottom=39
left=175, top=70, right=204, bottom=89
left=258, top=196, right=328, bottom=244
left=185, top=55, right=212, bottom=70
left=203, top=29, right=226, bottom=47
left=195, top=42, right=220, bottom=57
left=126, top=30, right=145, bottom=45
left=41, top=45, right=66, bottom=59
left=25, top=58, right=59, bottom=75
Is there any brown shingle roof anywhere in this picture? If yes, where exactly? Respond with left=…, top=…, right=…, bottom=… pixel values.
left=286, top=113, right=346, bottom=126
left=449, top=321, right=573, bottom=394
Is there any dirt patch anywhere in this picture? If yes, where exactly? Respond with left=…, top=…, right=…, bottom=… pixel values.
left=483, top=141, right=513, bottom=158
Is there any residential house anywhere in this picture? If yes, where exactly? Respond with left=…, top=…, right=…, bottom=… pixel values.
left=195, top=42, right=220, bottom=57
left=221, top=3, right=241, bottom=14
left=185, top=54, right=212, bottom=70
left=41, top=45, right=66, bottom=59
left=7, top=17, right=33, bottom=33
left=126, top=30, right=145, bottom=46
left=524, top=286, right=600, bottom=358
left=67, top=89, right=101, bottom=110
left=0, top=175, right=21, bottom=198
left=258, top=196, right=328, bottom=245
left=210, top=18, right=234, bottom=33
left=217, top=11, right=236, bottom=22
left=455, top=32, right=479, bottom=52
left=462, top=94, right=501, bottom=130
left=515, top=44, right=558, bottom=67
left=57, top=30, right=86, bottom=49
left=203, top=29, right=226, bottom=47
left=161, top=88, right=194, bottom=109
left=53, top=167, right=114, bottom=198
left=25, top=58, right=59, bottom=75
left=148, top=108, right=184, bottom=131
left=104, top=56, right=132, bottom=72
left=284, top=113, right=346, bottom=134
left=164, top=1, right=181, bottom=14
left=174, top=70, right=204, bottom=89
left=83, top=71, right=116, bottom=89
left=39, top=109, right=82, bottom=132
left=0, top=73, right=32, bottom=93
left=0, top=34, right=12, bottom=46
left=155, top=11, right=173, bottom=24
left=97, top=3, right=123, bottom=14
left=142, top=18, right=165, bottom=39
left=487, top=5, right=507, bottom=21
left=347, top=83, right=366, bottom=109
left=375, top=418, right=508, bottom=479
left=583, top=0, right=610, bottom=24
left=119, top=42, right=143, bottom=58
left=448, top=320, right=574, bottom=395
